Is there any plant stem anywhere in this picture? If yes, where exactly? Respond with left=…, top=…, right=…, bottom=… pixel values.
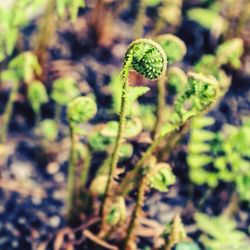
left=101, top=70, right=130, bottom=226
left=67, top=125, right=78, bottom=220
left=80, top=147, right=92, bottom=186
left=124, top=172, right=147, bottom=250
left=0, top=80, right=19, bottom=143
left=119, top=134, right=164, bottom=196
left=133, top=0, right=146, bottom=39
left=154, top=74, right=167, bottom=139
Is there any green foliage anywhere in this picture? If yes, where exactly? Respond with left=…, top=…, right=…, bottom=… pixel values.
left=39, top=119, right=58, bottom=141
left=188, top=116, right=250, bottom=200
left=67, top=96, right=97, bottom=127
left=148, top=163, right=175, bottom=192
left=27, top=81, right=48, bottom=114
left=119, top=143, right=133, bottom=159
left=0, top=1, right=31, bottom=61
left=9, top=52, right=42, bottom=82
left=126, top=86, right=150, bottom=113
left=51, top=77, right=80, bottom=106
left=89, top=132, right=113, bottom=152
left=155, top=34, right=187, bottom=64
left=194, top=55, right=231, bottom=96
left=216, top=38, right=244, bottom=69
left=164, top=214, right=187, bottom=250
left=195, top=213, right=250, bottom=250
left=173, top=72, right=218, bottom=124
left=101, top=117, right=143, bottom=139
left=124, top=39, right=167, bottom=80
left=109, top=72, right=123, bottom=114
left=146, top=0, right=161, bottom=7
left=138, top=104, right=156, bottom=131
left=176, top=242, right=201, bottom=250
left=187, top=8, right=228, bottom=36
left=168, top=67, right=187, bottom=95
left=158, top=0, right=183, bottom=26
left=56, top=0, right=85, bottom=22
left=106, top=197, right=126, bottom=226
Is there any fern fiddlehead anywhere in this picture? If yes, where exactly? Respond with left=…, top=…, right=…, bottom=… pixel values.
left=101, top=38, right=167, bottom=229
left=66, top=96, right=97, bottom=220
left=118, top=72, right=219, bottom=197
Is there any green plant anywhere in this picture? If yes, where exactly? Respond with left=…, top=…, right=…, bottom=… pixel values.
left=51, top=77, right=80, bottom=124
left=216, top=38, right=244, bottom=69
left=153, top=34, right=187, bottom=138
left=187, top=7, right=228, bottom=38
left=164, top=214, right=186, bottom=250
left=27, top=80, right=48, bottom=125
left=188, top=116, right=250, bottom=201
left=56, top=0, right=85, bottom=22
left=0, top=52, right=42, bottom=143
left=0, top=1, right=41, bottom=62
left=39, top=119, right=58, bottom=141
left=168, top=67, right=187, bottom=95
left=101, top=38, right=167, bottom=230
left=66, top=96, right=97, bottom=219
left=195, top=213, right=250, bottom=250
left=152, top=0, right=183, bottom=36
left=118, top=72, right=219, bottom=198
left=125, top=161, right=175, bottom=249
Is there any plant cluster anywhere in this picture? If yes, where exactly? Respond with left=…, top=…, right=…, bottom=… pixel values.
left=188, top=116, right=250, bottom=201
left=0, top=1, right=249, bottom=250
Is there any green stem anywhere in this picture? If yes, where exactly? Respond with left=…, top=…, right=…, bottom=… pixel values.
left=101, top=69, right=130, bottom=225
left=0, top=80, right=19, bottom=143
left=154, top=75, right=167, bottom=139
left=67, top=125, right=78, bottom=220
left=133, top=0, right=146, bottom=39
left=119, top=134, right=164, bottom=196
left=80, top=147, right=92, bottom=186
left=124, top=172, right=147, bottom=250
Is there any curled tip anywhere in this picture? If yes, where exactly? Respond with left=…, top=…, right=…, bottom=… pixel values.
left=188, top=72, right=218, bottom=107
left=188, top=72, right=218, bottom=87
left=124, top=38, right=167, bottom=80
left=67, top=96, right=97, bottom=126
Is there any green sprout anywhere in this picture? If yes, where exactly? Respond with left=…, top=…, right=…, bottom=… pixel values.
left=51, top=77, right=80, bottom=124
left=100, top=39, right=167, bottom=233
left=27, top=80, right=48, bottom=125
left=66, top=96, right=97, bottom=219
left=125, top=160, right=176, bottom=249
left=0, top=52, right=42, bottom=143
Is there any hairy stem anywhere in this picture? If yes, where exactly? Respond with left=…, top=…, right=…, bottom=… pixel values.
left=101, top=69, right=130, bottom=226
left=67, top=125, right=78, bottom=220
left=119, top=134, right=164, bottom=196
left=124, top=172, right=147, bottom=250
left=80, top=147, right=92, bottom=187
left=154, top=74, right=167, bottom=139
left=0, top=80, right=19, bottom=143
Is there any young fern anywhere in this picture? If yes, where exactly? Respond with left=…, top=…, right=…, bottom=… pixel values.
left=0, top=52, right=42, bottom=143
left=66, top=96, right=97, bottom=219
left=118, top=72, right=219, bottom=196
left=27, top=80, right=48, bottom=126
left=101, top=39, right=167, bottom=228
left=51, top=77, right=80, bottom=124
left=125, top=161, right=175, bottom=250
